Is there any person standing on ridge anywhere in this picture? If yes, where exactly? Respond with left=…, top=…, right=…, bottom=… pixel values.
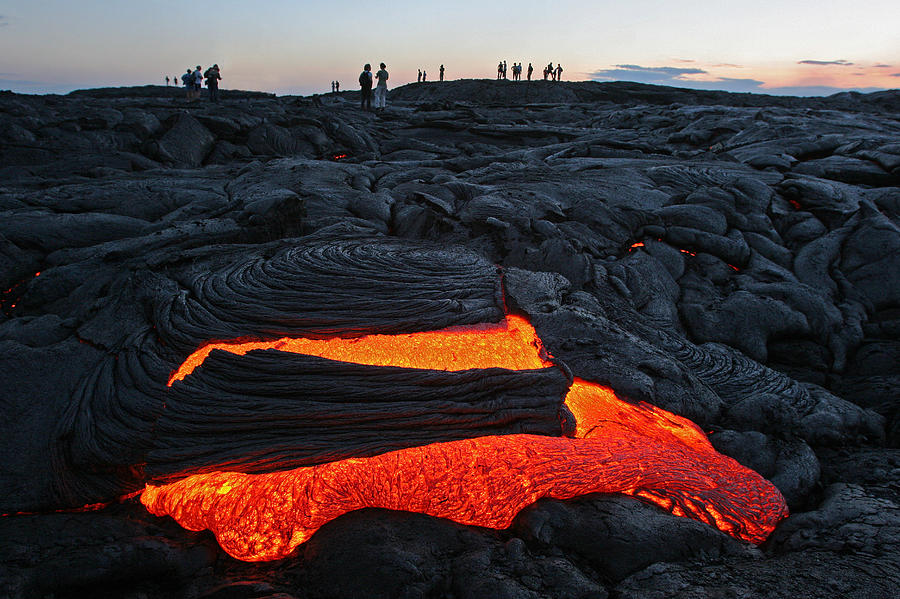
left=497, top=61, right=503, bottom=80
left=439, top=64, right=444, bottom=81
left=527, top=63, right=533, bottom=81
left=181, top=68, right=194, bottom=100
left=331, top=81, right=336, bottom=93
left=336, top=81, right=340, bottom=92
left=556, top=64, right=563, bottom=81
left=422, top=69, right=427, bottom=82
left=418, top=69, right=422, bottom=83
left=204, top=64, right=221, bottom=103
left=374, top=63, right=389, bottom=112
left=193, top=66, right=203, bottom=98
left=165, top=75, right=170, bottom=86
left=359, top=63, right=373, bottom=111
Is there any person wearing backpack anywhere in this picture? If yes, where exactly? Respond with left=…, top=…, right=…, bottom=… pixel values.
left=181, top=68, right=194, bottom=100
left=204, top=64, right=222, bottom=103
left=359, top=63, right=373, bottom=111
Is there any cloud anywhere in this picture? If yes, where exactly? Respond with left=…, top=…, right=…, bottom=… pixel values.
left=713, top=63, right=744, bottom=68
left=798, top=59, right=854, bottom=66
left=589, top=63, right=888, bottom=96
left=613, top=64, right=707, bottom=76
left=591, top=65, right=709, bottom=86
left=874, top=64, right=893, bottom=68
left=591, top=64, right=766, bottom=93
left=671, top=58, right=696, bottom=63
left=891, top=72, right=900, bottom=77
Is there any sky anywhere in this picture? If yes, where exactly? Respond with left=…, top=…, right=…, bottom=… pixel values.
left=0, top=0, right=898, bottom=96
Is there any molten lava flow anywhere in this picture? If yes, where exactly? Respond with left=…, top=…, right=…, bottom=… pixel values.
left=168, top=315, right=548, bottom=386
left=146, top=314, right=789, bottom=561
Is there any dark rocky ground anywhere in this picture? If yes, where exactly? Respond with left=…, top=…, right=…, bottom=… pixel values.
left=1, top=80, right=898, bottom=598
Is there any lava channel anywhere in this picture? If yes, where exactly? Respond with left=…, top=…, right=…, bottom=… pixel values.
left=144, top=314, right=788, bottom=561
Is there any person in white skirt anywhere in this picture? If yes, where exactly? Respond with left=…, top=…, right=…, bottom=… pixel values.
left=374, top=63, right=389, bottom=112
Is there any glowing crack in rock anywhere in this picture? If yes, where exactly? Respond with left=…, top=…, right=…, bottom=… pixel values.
left=144, top=315, right=788, bottom=561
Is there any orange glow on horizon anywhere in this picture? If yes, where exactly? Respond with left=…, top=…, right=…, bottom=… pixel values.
left=145, top=314, right=789, bottom=560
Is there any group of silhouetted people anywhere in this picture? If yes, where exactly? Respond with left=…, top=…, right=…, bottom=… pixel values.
left=331, top=81, right=341, bottom=93
left=498, top=61, right=528, bottom=80
left=168, top=64, right=221, bottom=102
left=359, top=63, right=389, bottom=112
left=495, top=61, right=562, bottom=81
left=543, top=62, right=563, bottom=81
left=416, top=65, right=445, bottom=83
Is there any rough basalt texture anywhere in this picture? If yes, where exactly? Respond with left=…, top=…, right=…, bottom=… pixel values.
left=1, top=80, right=898, bottom=597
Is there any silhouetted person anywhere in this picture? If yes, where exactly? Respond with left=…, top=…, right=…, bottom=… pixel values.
left=503, top=61, right=508, bottom=79
left=497, top=62, right=503, bottom=80
left=439, top=64, right=444, bottom=81
left=422, top=70, right=427, bottom=82
left=336, top=81, right=340, bottom=92
left=359, top=63, right=373, bottom=111
left=193, top=66, right=203, bottom=97
left=204, top=64, right=221, bottom=102
left=331, top=81, right=336, bottom=93
left=527, top=63, right=533, bottom=81
left=556, top=64, right=563, bottom=81
left=165, top=75, right=170, bottom=86
left=181, top=68, right=193, bottom=99
left=417, top=69, right=422, bottom=83
left=374, top=62, right=389, bottom=112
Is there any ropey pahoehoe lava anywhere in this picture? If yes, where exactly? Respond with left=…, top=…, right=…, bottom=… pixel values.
left=143, top=313, right=788, bottom=561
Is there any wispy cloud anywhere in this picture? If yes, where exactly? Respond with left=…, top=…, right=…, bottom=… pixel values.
left=590, top=63, right=888, bottom=96
left=713, top=63, right=743, bottom=68
left=891, top=72, right=900, bottom=77
left=671, top=58, right=696, bottom=63
left=593, top=64, right=708, bottom=85
left=873, top=64, right=893, bottom=68
left=798, top=59, right=854, bottom=66
left=591, top=64, right=758, bottom=91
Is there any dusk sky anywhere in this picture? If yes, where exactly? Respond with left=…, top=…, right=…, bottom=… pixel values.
left=1, top=0, right=897, bottom=96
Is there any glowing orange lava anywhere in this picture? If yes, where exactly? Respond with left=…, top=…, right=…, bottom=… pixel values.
left=168, top=315, right=548, bottom=386
left=145, top=315, right=788, bottom=561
